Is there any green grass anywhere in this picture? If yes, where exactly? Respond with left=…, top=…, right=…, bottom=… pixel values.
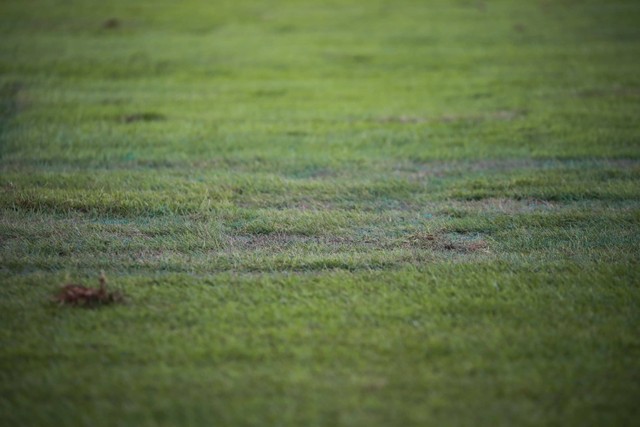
left=1, top=0, right=640, bottom=426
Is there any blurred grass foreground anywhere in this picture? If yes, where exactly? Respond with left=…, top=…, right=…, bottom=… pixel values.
left=1, top=1, right=640, bottom=426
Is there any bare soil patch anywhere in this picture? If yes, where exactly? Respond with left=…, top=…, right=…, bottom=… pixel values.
left=120, top=112, right=166, bottom=124
left=404, top=232, right=489, bottom=253
left=102, top=18, right=120, bottom=29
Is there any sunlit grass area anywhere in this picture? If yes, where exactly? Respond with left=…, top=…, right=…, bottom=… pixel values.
left=1, top=0, right=639, bottom=426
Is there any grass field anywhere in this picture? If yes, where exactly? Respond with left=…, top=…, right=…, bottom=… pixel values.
left=1, top=0, right=640, bottom=426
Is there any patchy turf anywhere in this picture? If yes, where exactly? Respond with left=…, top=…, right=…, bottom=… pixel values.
left=1, top=0, right=640, bottom=426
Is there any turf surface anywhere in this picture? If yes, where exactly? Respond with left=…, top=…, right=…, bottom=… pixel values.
left=1, top=0, right=639, bottom=426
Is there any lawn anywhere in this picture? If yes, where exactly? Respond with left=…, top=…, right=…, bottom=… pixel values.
left=1, top=0, right=640, bottom=426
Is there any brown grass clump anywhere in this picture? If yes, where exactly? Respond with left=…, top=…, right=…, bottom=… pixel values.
left=406, top=232, right=489, bottom=253
left=54, top=272, right=124, bottom=307
left=102, top=18, right=120, bottom=29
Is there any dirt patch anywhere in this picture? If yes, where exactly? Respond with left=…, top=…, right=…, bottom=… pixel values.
left=228, top=234, right=358, bottom=251
left=513, top=23, right=526, bottom=33
left=404, top=232, right=489, bottom=253
left=102, top=18, right=120, bottom=30
left=227, top=231, right=491, bottom=254
left=120, top=112, right=166, bottom=124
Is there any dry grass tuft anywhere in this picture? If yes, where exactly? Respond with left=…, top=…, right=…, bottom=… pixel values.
left=53, top=272, right=125, bottom=307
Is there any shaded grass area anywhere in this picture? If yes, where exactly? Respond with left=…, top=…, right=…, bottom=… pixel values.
left=1, top=0, right=640, bottom=426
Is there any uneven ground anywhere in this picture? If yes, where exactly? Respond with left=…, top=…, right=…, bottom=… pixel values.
left=1, top=0, right=639, bottom=426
